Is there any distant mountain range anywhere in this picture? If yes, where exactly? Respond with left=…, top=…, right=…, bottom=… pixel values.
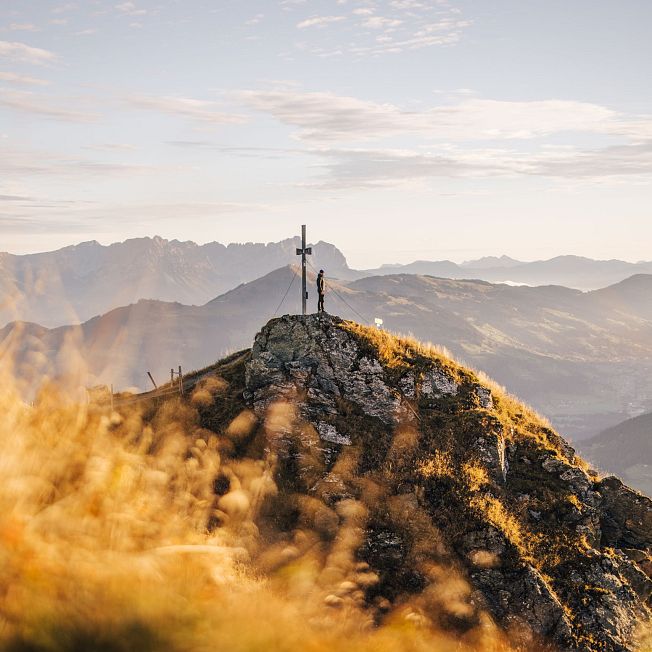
left=0, top=236, right=352, bottom=328
left=2, top=236, right=652, bottom=328
left=4, top=266, right=652, bottom=442
left=363, top=255, right=652, bottom=290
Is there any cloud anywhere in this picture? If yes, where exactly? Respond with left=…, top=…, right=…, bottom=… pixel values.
left=307, top=147, right=492, bottom=188
left=0, top=143, right=150, bottom=180
left=389, top=0, right=426, bottom=7
left=0, top=214, right=93, bottom=234
left=237, top=90, right=631, bottom=143
left=166, top=140, right=306, bottom=159
left=304, top=140, right=652, bottom=189
left=348, top=18, right=471, bottom=54
left=297, top=16, right=346, bottom=29
left=8, top=24, right=40, bottom=32
left=0, top=40, right=57, bottom=65
left=0, top=90, right=98, bottom=122
left=51, top=3, right=77, bottom=14
left=288, top=2, right=470, bottom=56
left=0, top=200, right=276, bottom=236
left=125, top=94, right=246, bottom=125
left=528, top=140, right=652, bottom=179
left=114, top=2, right=147, bottom=16
left=362, top=16, right=403, bottom=29
left=83, top=143, right=137, bottom=152
left=0, top=71, right=49, bottom=85
left=0, top=194, right=33, bottom=201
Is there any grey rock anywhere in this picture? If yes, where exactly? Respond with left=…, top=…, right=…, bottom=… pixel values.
left=420, top=368, right=459, bottom=397
left=240, top=314, right=652, bottom=652
left=246, top=314, right=403, bottom=425
left=598, top=476, right=652, bottom=550
left=317, top=422, right=351, bottom=446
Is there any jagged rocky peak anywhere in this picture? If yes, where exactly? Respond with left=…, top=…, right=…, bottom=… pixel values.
left=240, top=314, right=652, bottom=651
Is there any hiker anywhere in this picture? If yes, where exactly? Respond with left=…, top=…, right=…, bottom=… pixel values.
left=317, top=269, right=325, bottom=313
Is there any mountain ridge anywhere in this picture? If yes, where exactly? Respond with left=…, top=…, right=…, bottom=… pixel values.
left=4, top=267, right=652, bottom=441
left=0, top=236, right=354, bottom=328
left=4, top=236, right=652, bottom=329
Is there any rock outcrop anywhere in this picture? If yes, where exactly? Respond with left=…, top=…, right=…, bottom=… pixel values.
left=210, top=314, right=652, bottom=651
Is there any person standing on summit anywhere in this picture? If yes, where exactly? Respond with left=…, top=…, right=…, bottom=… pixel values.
left=317, top=269, right=325, bottom=313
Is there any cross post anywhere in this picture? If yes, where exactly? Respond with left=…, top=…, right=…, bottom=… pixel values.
left=296, top=224, right=312, bottom=315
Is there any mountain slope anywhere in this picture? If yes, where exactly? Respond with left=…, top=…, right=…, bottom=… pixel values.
left=4, top=235, right=652, bottom=330
left=0, top=236, right=353, bottom=328
left=4, top=270, right=652, bottom=441
left=584, top=412, right=652, bottom=496
left=363, top=255, right=652, bottom=291
left=187, top=315, right=652, bottom=651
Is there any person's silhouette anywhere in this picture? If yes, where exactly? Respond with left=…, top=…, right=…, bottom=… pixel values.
left=317, top=269, right=325, bottom=313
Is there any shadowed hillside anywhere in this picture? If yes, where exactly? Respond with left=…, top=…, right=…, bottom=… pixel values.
left=4, top=268, right=652, bottom=441
left=584, top=412, right=652, bottom=496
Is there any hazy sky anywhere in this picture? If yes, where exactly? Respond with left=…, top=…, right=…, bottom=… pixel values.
left=1, top=0, right=651, bottom=267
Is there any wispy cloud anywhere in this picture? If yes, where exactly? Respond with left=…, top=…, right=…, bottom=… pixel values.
left=0, top=90, right=98, bottom=122
left=125, top=94, right=246, bottom=125
left=297, top=15, right=347, bottom=29
left=362, top=16, right=403, bottom=29
left=7, top=24, right=40, bottom=32
left=287, top=1, right=470, bottom=56
left=0, top=200, right=276, bottom=236
left=0, top=143, right=151, bottom=180
left=0, top=194, right=33, bottom=201
left=83, top=143, right=137, bottom=152
left=114, top=2, right=147, bottom=16
left=0, top=71, right=49, bottom=86
left=303, top=140, right=652, bottom=189
left=237, top=90, right=633, bottom=143
left=51, top=3, right=77, bottom=14
left=0, top=40, right=57, bottom=65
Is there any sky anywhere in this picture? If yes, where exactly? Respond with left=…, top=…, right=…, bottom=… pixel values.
left=0, top=0, right=651, bottom=267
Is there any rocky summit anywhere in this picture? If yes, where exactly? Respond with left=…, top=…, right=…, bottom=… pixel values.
left=196, top=314, right=652, bottom=651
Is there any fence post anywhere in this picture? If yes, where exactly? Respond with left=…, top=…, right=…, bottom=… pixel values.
left=178, top=365, right=183, bottom=396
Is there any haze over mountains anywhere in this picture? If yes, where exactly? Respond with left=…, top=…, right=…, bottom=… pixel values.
left=3, top=236, right=652, bottom=328
left=5, top=264, right=652, bottom=445
left=364, top=256, right=652, bottom=290
left=584, top=412, right=652, bottom=496
left=0, top=236, right=352, bottom=328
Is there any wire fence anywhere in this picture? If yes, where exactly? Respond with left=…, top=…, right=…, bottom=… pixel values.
left=273, top=266, right=298, bottom=316
left=306, top=258, right=370, bottom=324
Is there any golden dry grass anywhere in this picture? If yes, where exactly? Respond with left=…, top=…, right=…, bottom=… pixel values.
left=0, top=360, right=523, bottom=652
left=342, top=320, right=587, bottom=467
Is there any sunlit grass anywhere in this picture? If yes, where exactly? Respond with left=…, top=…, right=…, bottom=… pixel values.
left=0, top=360, right=521, bottom=652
